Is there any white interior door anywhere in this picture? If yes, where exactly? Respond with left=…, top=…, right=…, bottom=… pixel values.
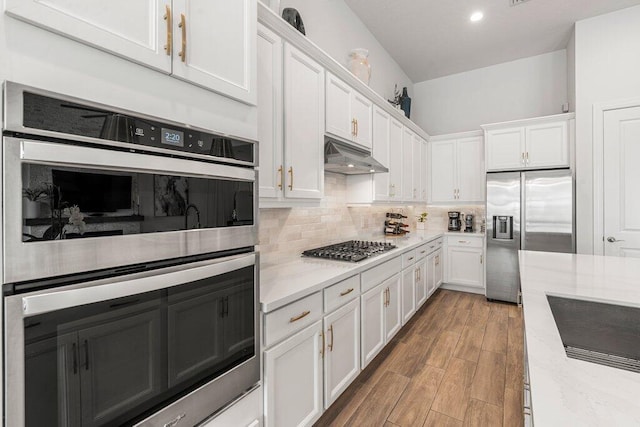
left=603, top=106, right=640, bottom=257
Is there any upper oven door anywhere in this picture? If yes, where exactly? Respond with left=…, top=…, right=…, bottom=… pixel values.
left=3, top=136, right=257, bottom=283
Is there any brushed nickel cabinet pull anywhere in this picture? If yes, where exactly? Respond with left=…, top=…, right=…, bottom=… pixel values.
left=355, top=119, right=358, bottom=137
left=340, top=288, right=354, bottom=297
left=480, top=254, right=483, bottom=264
left=521, top=152, right=525, bottom=164
left=526, top=151, right=529, bottom=164
left=163, top=5, right=172, bottom=56
left=288, top=166, right=293, bottom=190
left=458, top=240, right=469, bottom=244
left=178, top=13, right=186, bottom=62
left=289, top=310, right=310, bottom=323
left=408, top=256, right=414, bottom=261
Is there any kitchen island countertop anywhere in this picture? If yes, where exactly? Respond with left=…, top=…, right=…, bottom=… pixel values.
left=260, top=232, right=443, bottom=313
left=519, top=250, right=640, bottom=426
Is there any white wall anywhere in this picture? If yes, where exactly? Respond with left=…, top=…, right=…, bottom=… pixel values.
left=277, top=0, right=413, bottom=102
left=411, top=50, right=568, bottom=135
left=574, top=5, right=640, bottom=254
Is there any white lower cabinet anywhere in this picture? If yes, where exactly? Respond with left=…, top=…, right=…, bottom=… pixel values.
left=401, top=250, right=418, bottom=324
left=264, top=321, right=323, bottom=427
left=434, top=249, right=443, bottom=289
left=401, top=266, right=416, bottom=324
left=415, top=257, right=428, bottom=308
left=200, top=386, right=262, bottom=427
left=323, top=299, right=360, bottom=408
left=446, top=236, right=484, bottom=289
left=361, top=274, right=401, bottom=368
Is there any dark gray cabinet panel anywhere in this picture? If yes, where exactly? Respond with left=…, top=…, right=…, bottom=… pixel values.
left=25, top=333, right=80, bottom=426
left=78, top=309, right=162, bottom=426
left=168, top=291, right=224, bottom=387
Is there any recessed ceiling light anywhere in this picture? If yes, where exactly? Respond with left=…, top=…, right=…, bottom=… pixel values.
left=347, top=164, right=355, bottom=168
left=470, top=11, right=483, bottom=22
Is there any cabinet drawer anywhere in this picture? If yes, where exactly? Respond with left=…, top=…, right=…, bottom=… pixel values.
left=324, top=275, right=360, bottom=313
left=422, top=238, right=442, bottom=255
left=415, top=244, right=429, bottom=260
left=361, top=256, right=401, bottom=292
left=402, top=250, right=417, bottom=268
left=447, top=236, right=483, bottom=248
left=200, top=386, right=262, bottom=427
left=264, top=292, right=322, bottom=347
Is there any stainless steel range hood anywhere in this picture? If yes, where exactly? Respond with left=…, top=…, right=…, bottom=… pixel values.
left=324, top=137, right=388, bottom=175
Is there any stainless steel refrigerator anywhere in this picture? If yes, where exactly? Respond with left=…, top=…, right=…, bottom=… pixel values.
left=486, top=169, right=575, bottom=303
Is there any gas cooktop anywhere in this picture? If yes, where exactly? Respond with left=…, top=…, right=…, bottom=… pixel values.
left=302, top=240, right=396, bottom=262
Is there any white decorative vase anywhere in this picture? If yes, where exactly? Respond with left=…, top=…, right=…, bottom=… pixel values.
left=349, top=48, right=371, bottom=85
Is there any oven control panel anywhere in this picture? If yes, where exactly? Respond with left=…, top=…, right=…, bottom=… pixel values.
left=17, top=88, right=255, bottom=164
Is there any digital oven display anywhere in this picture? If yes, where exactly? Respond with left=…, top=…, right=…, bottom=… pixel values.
left=161, top=128, right=184, bottom=147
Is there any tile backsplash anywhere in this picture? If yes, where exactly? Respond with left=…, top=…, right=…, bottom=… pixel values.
left=259, top=173, right=484, bottom=265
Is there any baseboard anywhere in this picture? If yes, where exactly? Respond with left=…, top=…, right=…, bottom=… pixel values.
left=440, top=283, right=485, bottom=295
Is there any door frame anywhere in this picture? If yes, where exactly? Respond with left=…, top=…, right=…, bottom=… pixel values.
left=592, top=98, right=640, bottom=254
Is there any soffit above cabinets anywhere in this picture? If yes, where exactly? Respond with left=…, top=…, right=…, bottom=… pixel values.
left=343, top=0, right=640, bottom=82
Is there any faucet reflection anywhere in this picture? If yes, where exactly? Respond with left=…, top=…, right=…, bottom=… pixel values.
left=185, top=203, right=201, bottom=229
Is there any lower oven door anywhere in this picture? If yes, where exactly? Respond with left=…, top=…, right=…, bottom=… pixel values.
left=4, top=136, right=257, bottom=283
left=4, top=252, right=259, bottom=427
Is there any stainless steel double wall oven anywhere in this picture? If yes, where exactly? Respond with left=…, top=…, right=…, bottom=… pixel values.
left=2, top=82, right=260, bottom=426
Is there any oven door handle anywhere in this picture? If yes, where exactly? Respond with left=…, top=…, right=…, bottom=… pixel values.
left=19, top=139, right=255, bottom=182
left=21, top=253, right=256, bottom=316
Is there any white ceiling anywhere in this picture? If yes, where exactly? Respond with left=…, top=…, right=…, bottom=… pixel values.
left=343, top=0, right=640, bottom=82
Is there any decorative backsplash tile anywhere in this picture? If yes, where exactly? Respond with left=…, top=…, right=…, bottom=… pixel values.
left=259, top=173, right=485, bottom=265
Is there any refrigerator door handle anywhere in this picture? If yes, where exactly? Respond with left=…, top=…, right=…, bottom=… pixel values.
left=521, top=173, right=526, bottom=250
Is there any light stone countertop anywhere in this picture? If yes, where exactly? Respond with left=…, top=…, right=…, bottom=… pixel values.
left=260, top=232, right=444, bottom=313
left=518, top=250, right=640, bottom=426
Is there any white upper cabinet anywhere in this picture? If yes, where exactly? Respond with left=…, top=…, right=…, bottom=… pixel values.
left=259, top=41, right=324, bottom=206
left=5, top=0, right=257, bottom=104
left=457, top=136, right=485, bottom=202
left=430, top=134, right=484, bottom=203
left=420, top=139, right=429, bottom=202
left=5, top=0, right=172, bottom=71
left=257, top=23, right=282, bottom=199
left=525, top=121, right=569, bottom=168
left=430, top=140, right=456, bottom=203
left=485, top=128, right=525, bottom=170
left=325, top=72, right=372, bottom=149
left=171, top=0, right=257, bottom=104
left=388, top=118, right=404, bottom=200
left=412, top=135, right=422, bottom=202
left=325, top=74, right=352, bottom=139
left=283, top=44, right=325, bottom=199
left=351, top=91, right=373, bottom=148
left=372, top=106, right=391, bottom=201
left=401, top=127, right=415, bottom=201
left=484, top=114, right=573, bottom=171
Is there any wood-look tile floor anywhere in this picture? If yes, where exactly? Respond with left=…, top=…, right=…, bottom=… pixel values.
left=314, top=289, right=524, bottom=427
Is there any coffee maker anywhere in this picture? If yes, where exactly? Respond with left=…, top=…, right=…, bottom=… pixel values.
left=448, top=211, right=461, bottom=231
left=464, top=214, right=474, bottom=232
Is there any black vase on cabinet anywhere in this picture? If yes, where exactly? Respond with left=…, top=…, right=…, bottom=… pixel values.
left=400, top=87, right=411, bottom=119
